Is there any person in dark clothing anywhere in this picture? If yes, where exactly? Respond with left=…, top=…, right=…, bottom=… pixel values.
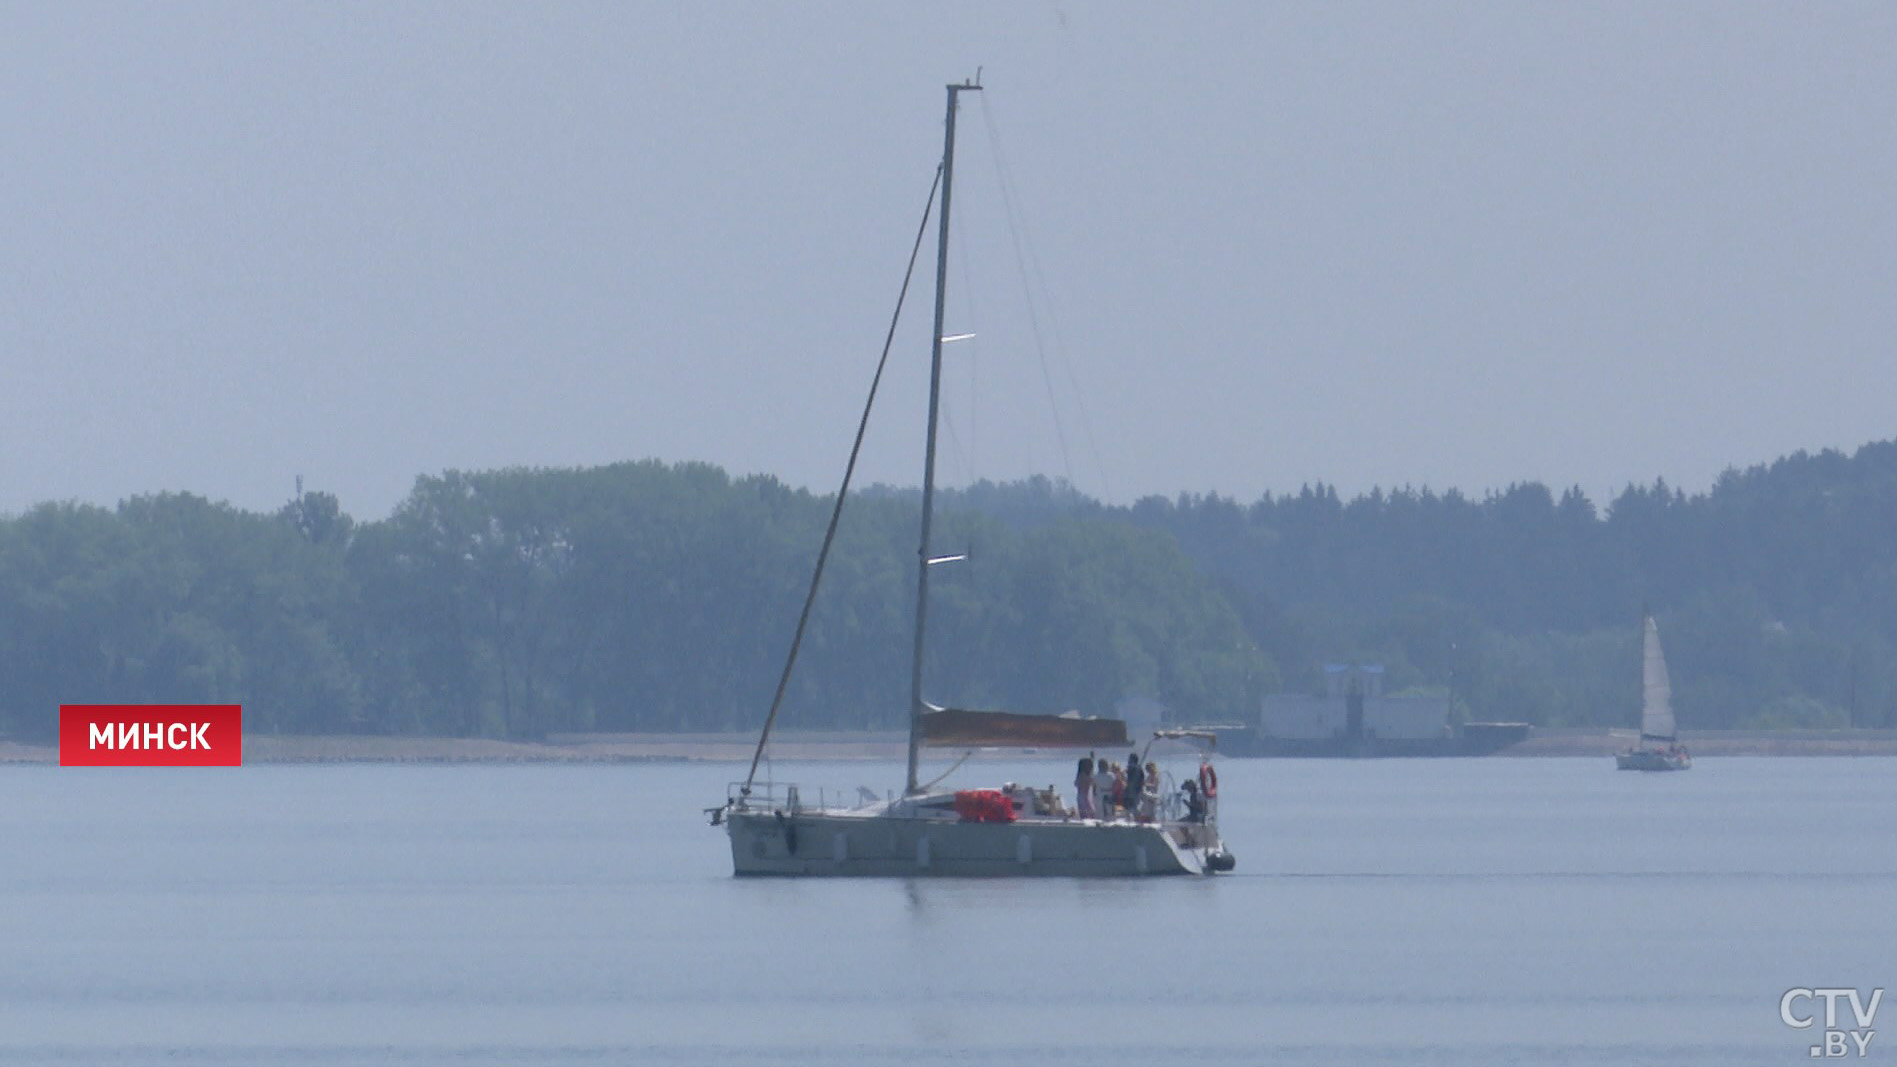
left=1123, top=751, right=1144, bottom=811
left=1182, top=778, right=1206, bottom=823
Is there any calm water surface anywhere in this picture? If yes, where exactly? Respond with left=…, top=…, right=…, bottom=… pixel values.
left=0, top=756, right=1890, bottom=1066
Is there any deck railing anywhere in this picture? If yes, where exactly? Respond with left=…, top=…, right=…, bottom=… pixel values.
left=727, top=781, right=892, bottom=813
left=727, top=778, right=1216, bottom=826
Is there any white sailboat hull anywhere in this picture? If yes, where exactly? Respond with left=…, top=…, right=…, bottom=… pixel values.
left=725, top=809, right=1225, bottom=877
left=1616, top=749, right=1691, bottom=771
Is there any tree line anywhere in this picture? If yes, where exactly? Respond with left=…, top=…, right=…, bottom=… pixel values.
left=3, top=440, right=1893, bottom=740
left=0, top=462, right=1264, bottom=740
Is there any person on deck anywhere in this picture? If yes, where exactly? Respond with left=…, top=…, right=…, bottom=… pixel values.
left=1140, top=761, right=1160, bottom=821
left=1182, top=778, right=1206, bottom=823
left=1075, top=755, right=1095, bottom=819
left=1124, top=752, right=1145, bottom=816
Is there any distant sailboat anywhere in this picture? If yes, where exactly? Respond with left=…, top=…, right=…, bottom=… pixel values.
left=1616, top=613, right=1691, bottom=771
left=707, top=80, right=1236, bottom=875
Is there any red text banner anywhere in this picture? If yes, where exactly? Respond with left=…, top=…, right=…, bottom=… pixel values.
left=59, top=705, right=243, bottom=767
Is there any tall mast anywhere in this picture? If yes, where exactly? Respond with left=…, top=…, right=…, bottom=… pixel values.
left=907, top=78, right=980, bottom=795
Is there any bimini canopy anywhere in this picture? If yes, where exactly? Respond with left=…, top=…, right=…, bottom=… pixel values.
left=919, top=708, right=1128, bottom=748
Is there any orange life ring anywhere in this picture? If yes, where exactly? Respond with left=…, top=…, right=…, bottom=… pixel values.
left=1199, top=762, right=1218, bottom=798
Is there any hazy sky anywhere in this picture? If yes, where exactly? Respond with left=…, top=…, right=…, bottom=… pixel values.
left=4, top=2, right=1893, bottom=519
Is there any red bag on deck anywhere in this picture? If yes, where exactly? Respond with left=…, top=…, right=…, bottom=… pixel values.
left=953, top=789, right=1017, bottom=823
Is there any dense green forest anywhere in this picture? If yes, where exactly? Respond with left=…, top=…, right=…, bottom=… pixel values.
left=4, top=441, right=1895, bottom=740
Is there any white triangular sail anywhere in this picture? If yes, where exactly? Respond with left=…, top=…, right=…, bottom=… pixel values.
left=1641, top=614, right=1676, bottom=742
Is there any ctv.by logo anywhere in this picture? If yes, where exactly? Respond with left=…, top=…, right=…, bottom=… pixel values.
left=1782, top=988, right=1883, bottom=1058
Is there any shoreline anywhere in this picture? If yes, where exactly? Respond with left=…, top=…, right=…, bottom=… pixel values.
left=1497, top=734, right=1897, bottom=758
left=6, top=729, right=1897, bottom=764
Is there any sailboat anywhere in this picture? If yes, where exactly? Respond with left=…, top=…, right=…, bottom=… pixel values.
left=708, top=80, right=1237, bottom=876
left=1616, top=612, right=1691, bottom=771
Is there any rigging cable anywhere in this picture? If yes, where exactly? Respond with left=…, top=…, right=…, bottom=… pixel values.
left=917, top=749, right=975, bottom=793
left=977, top=94, right=1114, bottom=501
left=933, top=211, right=979, bottom=556
left=950, top=202, right=981, bottom=485
left=740, top=164, right=945, bottom=798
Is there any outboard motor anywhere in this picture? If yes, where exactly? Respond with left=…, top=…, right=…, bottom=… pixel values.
left=1205, top=850, right=1237, bottom=873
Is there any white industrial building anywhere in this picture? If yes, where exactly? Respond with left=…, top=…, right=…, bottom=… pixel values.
left=1259, top=664, right=1451, bottom=742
